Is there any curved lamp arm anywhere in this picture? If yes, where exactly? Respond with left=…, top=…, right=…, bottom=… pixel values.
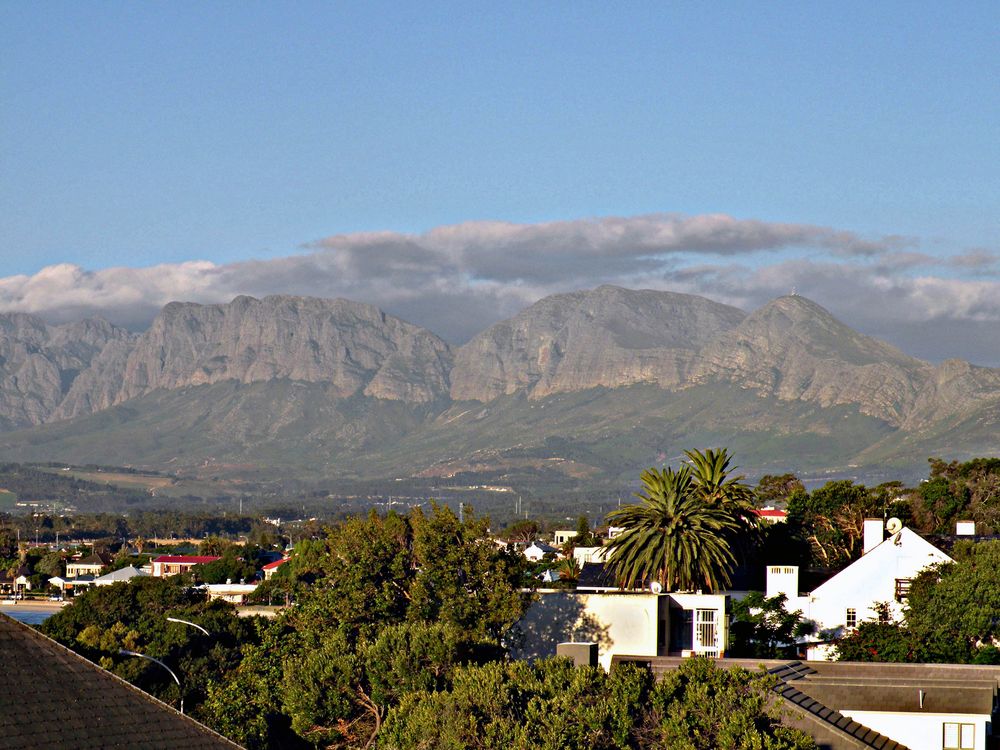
left=166, top=616, right=210, bottom=636
left=118, top=649, right=183, bottom=714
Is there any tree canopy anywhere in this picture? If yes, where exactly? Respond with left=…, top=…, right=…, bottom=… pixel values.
left=605, top=449, right=754, bottom=592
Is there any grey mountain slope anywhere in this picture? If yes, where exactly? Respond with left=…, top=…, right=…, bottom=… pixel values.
left=0, top=288, right=998, bottom=490
left=450, top=285, right=746, bottom=401
left=688, top=296, right=933, bottom=426
left=0, top=313, right=134, bottom=429
left=113, top=295, right=453, bottom=405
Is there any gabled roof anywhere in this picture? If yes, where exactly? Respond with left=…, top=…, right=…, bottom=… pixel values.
left=810, top=528, right=951, bottom=598
left=262, top=558, right=289, bottom=571
left=153, top=556, right=222, bottom=565
left=753, top=508, right=788, bottom=519
left=73, top=553, right=109, bottom=566
left=94, top=565, right=149, bottom=584
left=0, top=612, right=241, bottom=749
left=524, top=541, right=557, bottom=553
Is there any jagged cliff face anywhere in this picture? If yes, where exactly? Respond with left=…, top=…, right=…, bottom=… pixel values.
left=114, top=296, right=453, bottom=404
left=450, top=285, right=747, bottom=401
left=0, top=314, right=134, bottom=428
left=0, top=296, right=453, bottom=428
left=1, top=288, right=999, bottom=482
left=688, top=296, right=933, bottom=426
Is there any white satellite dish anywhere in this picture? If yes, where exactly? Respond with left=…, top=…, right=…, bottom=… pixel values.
left=649, top=581, right=663, bottom=594
left=886, top=517, right=903, bottom=534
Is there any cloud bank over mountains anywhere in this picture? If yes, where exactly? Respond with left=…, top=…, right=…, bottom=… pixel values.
left=3, top=213, right=999, bottom=364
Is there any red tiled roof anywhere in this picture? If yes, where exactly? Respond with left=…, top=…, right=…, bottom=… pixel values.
left=262, top=558, right=289, bottom=570
left=753, top=508, right=788, bottom=518
left=152, top=555, right=222, bottom=564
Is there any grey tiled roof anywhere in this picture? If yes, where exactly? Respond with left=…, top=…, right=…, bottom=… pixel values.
left=0, top=612, right=242, bottom=749
left=766, top=662, right=908, bottom=750
left=612, top=656, right=913, bottom=749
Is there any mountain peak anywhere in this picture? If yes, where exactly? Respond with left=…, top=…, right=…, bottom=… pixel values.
left=450, top=286, right=745, bottom=401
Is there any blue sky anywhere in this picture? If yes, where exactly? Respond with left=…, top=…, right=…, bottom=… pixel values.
left=1, top=2, right=999, bottom=362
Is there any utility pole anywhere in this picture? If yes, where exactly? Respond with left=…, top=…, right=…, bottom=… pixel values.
left=459, top=501, right=464, bottom=524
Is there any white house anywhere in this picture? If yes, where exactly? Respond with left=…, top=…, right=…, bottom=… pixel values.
left=202, top=583, right=258, bottom=604
left=552, top=530, right=579, bottom=546
left=572, top=546, right=609, bottom=566
left=94, top=566, right=148, bottom=586
left=769, top=521, right=952, bottom=660
left=262, top=558, right=289, bottom=580
left=522, top=542, right=558, bottom=562
left=151, top=555, right=222, bottom=577
left=65, top=553, right=109, bottom=579
left=513, top=588, right=728, bottom=670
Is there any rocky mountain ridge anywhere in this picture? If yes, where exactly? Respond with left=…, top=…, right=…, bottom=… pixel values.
left=0, top=287, right=997, bottom=486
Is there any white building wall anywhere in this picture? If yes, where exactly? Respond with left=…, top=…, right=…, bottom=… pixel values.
left=513, top=590, right=729, bottom=670
left=796, top=529, right=951, bottom=649
left=512, top=590, right=661, bottom=670
left=840, top=710, right=989, bottom=750
left=573, top=546, right=609, bottom=565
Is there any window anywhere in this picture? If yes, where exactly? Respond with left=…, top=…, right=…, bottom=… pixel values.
left=845, top=608, right=857, bottom=629
left=943, top=722, right=974, bottom=750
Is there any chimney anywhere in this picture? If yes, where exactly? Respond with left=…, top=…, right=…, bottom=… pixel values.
left=766, top=565, right=799, bottom=601
left=863, top=518, right=884, bottom=554
left=955, top=520, right=976, bottom=536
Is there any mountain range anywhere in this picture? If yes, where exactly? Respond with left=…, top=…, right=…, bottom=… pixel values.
left=1, top=286, right=998, bottom=492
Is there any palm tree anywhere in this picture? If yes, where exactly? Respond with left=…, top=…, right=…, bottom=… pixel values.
left=604, top=465, right=740, bottom=592
left=556, top=556, right=580, bottom=581
left=684, top=448, right=758, bottom=527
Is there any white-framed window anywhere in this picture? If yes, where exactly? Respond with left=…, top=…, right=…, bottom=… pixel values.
left=845, top=608, right=857, bottom=629
left=943, top=721, right=974, bottom=750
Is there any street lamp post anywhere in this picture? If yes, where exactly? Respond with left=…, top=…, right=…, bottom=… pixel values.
left=166, top=616, right=210, bottom=636
left=118, top=649, right=184, bottom=714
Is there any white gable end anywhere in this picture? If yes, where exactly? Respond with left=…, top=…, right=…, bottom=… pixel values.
left=786, top=528, right=952, bottom=659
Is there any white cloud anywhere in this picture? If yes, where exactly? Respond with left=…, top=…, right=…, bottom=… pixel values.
left=1, top=213, right=997, bottom=364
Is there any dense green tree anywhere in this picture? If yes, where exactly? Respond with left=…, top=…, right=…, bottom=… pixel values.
left=903, top=540, right=1000, bottom=663
left=755, top=474, right=806, bottom=506
left=912, top=457, right=1000, bottom=534
left=196, top=545, right=257, bottom=584
left=36, top=549, right=65, bottom=577
left=382, top=658, right=813, bottom=750
left=41, top=576, right=258, bottom=718
left=644, top=658, right=815, bottom=749
left=729, top=592, right=812, bottom=658
left=503, top=518, right=540, bottom=543
left=833, top=620, right=926, bottom=663
left=381, top=658, right=651, bottom=750
left=786, top=480, right=909, bottom=569
left=605, top=465, right=740, bottom=591
left=203, top=622, right=307, bottom=750
left=283, top=622, right=478, bottom=749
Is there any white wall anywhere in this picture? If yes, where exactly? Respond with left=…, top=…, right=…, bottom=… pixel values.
left=791, top=528, right=951, bottom=648
left=512, top=590, right=661, bottom=670
left=513, top=590, right=729, bottom=669
left=840, top=710, right=989, bottom=750
left=667, top=593, right=728, bottom=656
left=573, top=546, right=608, bottom=565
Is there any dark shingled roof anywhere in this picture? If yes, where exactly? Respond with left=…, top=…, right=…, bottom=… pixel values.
left=0, top=612, right=242, bottom=749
